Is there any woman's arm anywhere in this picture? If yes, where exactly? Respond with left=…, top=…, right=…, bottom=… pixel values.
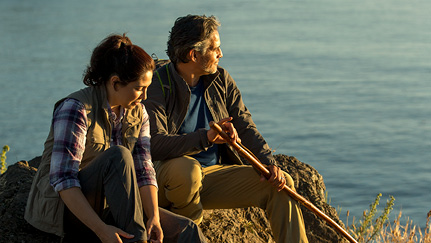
left=133, top=105, right=163, bottom=242
left=139, top=185, right=163, bottom=242
left=51, top=99, right=133, bottom=242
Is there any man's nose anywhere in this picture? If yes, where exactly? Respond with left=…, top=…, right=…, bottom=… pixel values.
left=218, top=48, right=223, bottom=58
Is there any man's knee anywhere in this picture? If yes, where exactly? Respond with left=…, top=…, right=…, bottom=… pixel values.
left=179, top=158, right=203, bottom=186
left=160, top=156, right=203, bottom=201
left=283, top=171, right=295, bottom=190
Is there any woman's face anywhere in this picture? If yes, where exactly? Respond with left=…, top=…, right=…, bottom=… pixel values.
left=113, top=70, right=153, bottom=110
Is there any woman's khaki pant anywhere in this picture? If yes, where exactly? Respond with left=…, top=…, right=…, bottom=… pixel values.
left=154, top=156, right=308, bottom=243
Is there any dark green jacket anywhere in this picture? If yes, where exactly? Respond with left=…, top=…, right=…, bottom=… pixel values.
left=143, top=63, right=275, bottom=165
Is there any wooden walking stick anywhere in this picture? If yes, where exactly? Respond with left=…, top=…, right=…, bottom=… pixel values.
left=210, top=122, right=358, bottom=243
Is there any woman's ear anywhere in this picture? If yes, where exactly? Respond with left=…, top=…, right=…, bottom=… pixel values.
left=109, top=75, right=121, bottom=91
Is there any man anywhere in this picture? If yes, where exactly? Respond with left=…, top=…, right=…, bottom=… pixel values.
left=144, top=15, right=308, bottom=243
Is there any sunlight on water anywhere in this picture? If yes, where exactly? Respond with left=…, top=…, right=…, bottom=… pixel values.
left=0, top=0, right=430, bottom=228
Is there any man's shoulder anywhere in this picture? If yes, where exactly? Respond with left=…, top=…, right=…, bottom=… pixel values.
left=204, top=65, right=229, bottom=82
left=216, top=65, right=229, bottom=75
left=155, top=59, right=171, bottom=69
left=214, top=66, right=235, bottom=84
left=154, top=62, right=170, bottom=78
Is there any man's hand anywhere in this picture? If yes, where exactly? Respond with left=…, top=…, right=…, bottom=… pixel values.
left=208, top=117, right=241, bottom=144
left=260, top=165, right=287, bottom=192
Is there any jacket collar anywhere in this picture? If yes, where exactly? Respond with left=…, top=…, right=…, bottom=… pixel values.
left=169, top=62, right=221, bottom=90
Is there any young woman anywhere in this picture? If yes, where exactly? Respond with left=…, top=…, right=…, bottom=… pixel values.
left=25, top=34, right=206, bottom=243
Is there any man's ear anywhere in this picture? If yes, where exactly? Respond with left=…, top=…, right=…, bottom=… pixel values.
left=189, top=49, right=198, bottom=62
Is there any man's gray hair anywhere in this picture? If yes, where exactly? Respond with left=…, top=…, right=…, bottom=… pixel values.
left=166, top=15, right=220, bottom=64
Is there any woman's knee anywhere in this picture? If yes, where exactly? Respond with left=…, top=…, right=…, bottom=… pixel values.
left=109, top=145, right=134, bottom=164
left=99, top=145, right=135, bottom=173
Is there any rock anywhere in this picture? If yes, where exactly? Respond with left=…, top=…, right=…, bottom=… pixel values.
left=0, top=159, right=59, bottom=243
left=0, top=155, right=349, bottom=243
left=200, top=154, right=348, bottom=243
left=275, top=154, right=347, bottom=243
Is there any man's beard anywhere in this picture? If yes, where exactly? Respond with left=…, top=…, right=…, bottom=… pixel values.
left=201, top=56, right=218, bottom=74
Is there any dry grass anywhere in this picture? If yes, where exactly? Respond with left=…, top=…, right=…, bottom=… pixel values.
left=374, top=211, right=431, bottom=243
left=343, top=193, right=430, bottom=243
left=347, top=210, right=431, bottom=243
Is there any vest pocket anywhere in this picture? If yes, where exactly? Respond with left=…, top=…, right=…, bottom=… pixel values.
left=36, top=175, right=58, bottom=198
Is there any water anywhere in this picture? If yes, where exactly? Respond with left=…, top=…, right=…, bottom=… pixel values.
left=1, top=0, right=430, bottom=229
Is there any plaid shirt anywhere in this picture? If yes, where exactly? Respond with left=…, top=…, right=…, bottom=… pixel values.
left=49, top=98, right=157, bottom=192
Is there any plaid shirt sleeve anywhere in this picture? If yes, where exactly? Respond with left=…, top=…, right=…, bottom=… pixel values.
left=133, top=103, right=158, bottom=188
left=50, top=99, right=87, bottom=192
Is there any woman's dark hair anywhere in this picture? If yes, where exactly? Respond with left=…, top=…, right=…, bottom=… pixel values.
left=83, top=34, right=155, bottom=86
left=167, top=15, right=220, bottom=64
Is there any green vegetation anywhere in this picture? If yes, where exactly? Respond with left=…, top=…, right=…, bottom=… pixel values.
left=347, top=193, right=395, bottom=242
left=1, top=145, right=10, bottom=174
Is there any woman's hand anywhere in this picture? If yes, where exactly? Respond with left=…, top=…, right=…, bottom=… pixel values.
left=146, top=216, right=163, bottom=242
left=96, top=224, right=134, bottom=243
left=59, top=188, right=135, bottom=243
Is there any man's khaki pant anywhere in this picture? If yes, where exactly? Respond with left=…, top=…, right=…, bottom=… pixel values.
left=154, top=156, right=309, bottom=243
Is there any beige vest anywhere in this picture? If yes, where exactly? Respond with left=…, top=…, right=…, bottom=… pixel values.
left=24, top=85, right=143, bottom=236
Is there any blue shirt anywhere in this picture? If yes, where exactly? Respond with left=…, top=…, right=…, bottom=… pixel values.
left=179, top=81, right=218, bottom=167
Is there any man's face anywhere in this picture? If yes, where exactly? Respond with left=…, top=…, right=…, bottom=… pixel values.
left=196, top=30, right=223, bottom=75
